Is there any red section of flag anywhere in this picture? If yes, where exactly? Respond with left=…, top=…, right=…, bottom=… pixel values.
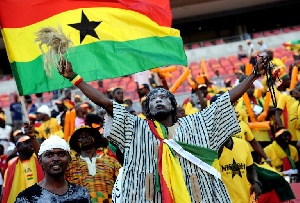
left=158, top=143, right=173, bottom=203
left=0, top=0, right=172, bottom=28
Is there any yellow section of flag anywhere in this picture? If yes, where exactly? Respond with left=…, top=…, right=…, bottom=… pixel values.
left=2, top=7, right=181, bottom=63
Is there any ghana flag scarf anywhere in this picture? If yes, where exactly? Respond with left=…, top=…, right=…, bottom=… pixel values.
left=147, top=120, right=220, bottom=203
left=2, top=156, right=44, bottom=203
left=0, top=0, right=187, bottom=96
left=254, top=163, right=295, bottom=202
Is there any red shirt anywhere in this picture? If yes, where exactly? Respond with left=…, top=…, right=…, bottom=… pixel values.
left=0, top=154, right=8, bottom=177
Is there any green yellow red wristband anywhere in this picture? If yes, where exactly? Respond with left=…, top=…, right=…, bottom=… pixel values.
left=69, top=73, right=83, bottom=86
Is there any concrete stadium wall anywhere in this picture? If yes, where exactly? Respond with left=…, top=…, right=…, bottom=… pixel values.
left=185, top=31, right=300, bottom=63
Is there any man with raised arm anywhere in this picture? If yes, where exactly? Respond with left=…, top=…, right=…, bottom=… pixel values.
left=58, top=56, right=269, bottom=202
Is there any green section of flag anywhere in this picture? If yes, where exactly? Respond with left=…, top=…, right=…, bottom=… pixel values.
left=11, top=36, right=187, bottom=95
left=254, top=164, right=295, bottom=201
left=175, top=140, right=218, bottom=166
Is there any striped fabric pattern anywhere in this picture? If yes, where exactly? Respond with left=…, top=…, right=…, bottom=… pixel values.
left=65, top=154, right=121, bottom=203
left=106, top=91, right=241, bottom=202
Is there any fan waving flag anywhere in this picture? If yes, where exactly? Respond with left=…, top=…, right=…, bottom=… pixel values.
left=0, top=0, right=187, bottom=96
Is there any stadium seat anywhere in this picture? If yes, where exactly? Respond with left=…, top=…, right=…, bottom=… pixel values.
left=233, top=61, right=244, bottom=69
left=215, top=39, right=225, bottom=45
left=208, top=58, right=218, bottom=66
left=252, top=33, right=262, bottom=38
left=191, top=43, right=201, bottom=49
left=228, top=55, right=239, bottom=63
left=282, top=50, right=294, bottom=58
left=273, top=52, right=283, bottom=59
left=275, top=47, right=285, bottom=52
left=210, top=64, right=222, bottom=72
left=263, top=31, right=272, bottom=37
left=203, top=41, right=213, bottom=47
left=292, top=26, right=300, bottom=31
left=219, top=57, right=227, bottom=63
left=241, top=57, right=250, bottom=65
left=190, top=62, right=200, bottom=70
left=283, top=28, right=292, bottom=33
left=284, top=57, right=295, bottom=67
left=220, top=60, right=232, bottom=68
left=272, top=29, right=281, bottom=35
left=126, top=81, right=137, bottom=91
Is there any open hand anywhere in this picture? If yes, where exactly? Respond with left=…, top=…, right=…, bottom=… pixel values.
left=58, top=59, right=74, bottom=79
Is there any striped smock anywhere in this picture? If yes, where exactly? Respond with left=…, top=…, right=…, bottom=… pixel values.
left=105, top=91, right=240, bottom=202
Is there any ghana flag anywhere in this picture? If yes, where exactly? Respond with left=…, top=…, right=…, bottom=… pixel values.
left=0, top=0, right=187, bottom=96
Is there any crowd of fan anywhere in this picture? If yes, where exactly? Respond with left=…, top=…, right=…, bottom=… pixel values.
left=0, top=45, right=299, bottom=202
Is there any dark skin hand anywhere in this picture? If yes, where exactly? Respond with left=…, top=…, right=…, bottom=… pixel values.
left=157, top=71, right=169, bottom=90
left=24, top=122, right=41, bottom=157
left=229, top=55, right=269, bottom=104
left=247, top=164, right=262, bottom=200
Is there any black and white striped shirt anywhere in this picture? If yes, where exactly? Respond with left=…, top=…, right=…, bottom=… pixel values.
left=105, top=91, right=240, bottom=202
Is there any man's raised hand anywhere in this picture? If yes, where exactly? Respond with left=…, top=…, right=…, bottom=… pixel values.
left=58, top=59, right=75, bottom=79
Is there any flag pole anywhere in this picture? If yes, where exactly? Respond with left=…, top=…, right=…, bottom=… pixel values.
left=20, top=95, right=29, bottom=122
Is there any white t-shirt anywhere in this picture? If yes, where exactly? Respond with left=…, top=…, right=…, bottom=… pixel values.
left=133, top=70, right=152, bottom=86
left=260, top=44, right=268, bottom=56
left=248, top=43, right=254, bottom=57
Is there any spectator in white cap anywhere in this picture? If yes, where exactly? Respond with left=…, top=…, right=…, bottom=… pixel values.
left=15, top=134, right=91, bottom=202
left=36, top=105, right=62, bottom=141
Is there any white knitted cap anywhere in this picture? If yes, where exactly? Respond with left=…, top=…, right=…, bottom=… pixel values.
left=38, top=134, right=71, bottom=156
left=37, top=105, right=51, bottom=117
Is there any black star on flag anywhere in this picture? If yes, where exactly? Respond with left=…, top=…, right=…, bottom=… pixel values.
left=68, top=10, right=102, bottom=43
left=231, top=158, right=242, bottom=178
left=44, top=127, right=51, bottom=135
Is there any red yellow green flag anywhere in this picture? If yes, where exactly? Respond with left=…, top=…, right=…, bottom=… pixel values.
left=0, top=0, right=187, bottom=96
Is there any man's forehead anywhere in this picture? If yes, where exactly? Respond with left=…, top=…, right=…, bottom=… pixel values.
left=150, top=89, right=168, bottom=98
left=44, top=148, right=68, bottom=153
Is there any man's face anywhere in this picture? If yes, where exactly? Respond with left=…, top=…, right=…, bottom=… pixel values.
left=276, top=132, right=290, bottom=148
left=37, top=113, right=44, bottom=121
left=124, top=100, right=133, bottom=107
left=98, top=109, right=106, bottom=123
left=78, top=132, right=95, bottom=149
left=17, top=140, right=34, bottom=156
left=65, top=90, right=71, bottom=99
left=282, top=76, right=291, bottom=88
left=113, top=89, right=124, bottom=103
left=74, top=98, right=81, bottom=103
left=149, top=90, right=173, bottom=116
left=39, top=148, right=70, bottom=176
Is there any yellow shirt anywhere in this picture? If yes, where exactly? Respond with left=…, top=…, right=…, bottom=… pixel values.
left=264, top=143, right=299, bottom=172
left=219, top=137, right=253, bottom=203
left=271, top=58, right=286, bottom=70
left=235, top=121, right=255, bottom=142
left=36, top=118, right=62, bottom=139
left=277, top=94, right=298, bottom=141
left=289, top=101, right=300, bottom=141
left=184, top=102, right=193, bottom=115
left=237, top=97, right=270, bottom=142
left=235, top=106, right=249, bottom=123
left=21, top=159, right=35, bottom=188
left=187, top=108, right=199, bottom=115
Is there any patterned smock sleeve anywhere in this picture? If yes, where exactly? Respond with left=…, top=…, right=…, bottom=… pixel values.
left=195, top=91, right=241, bottom=150
left=103, top=101, right=135, bottom=153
